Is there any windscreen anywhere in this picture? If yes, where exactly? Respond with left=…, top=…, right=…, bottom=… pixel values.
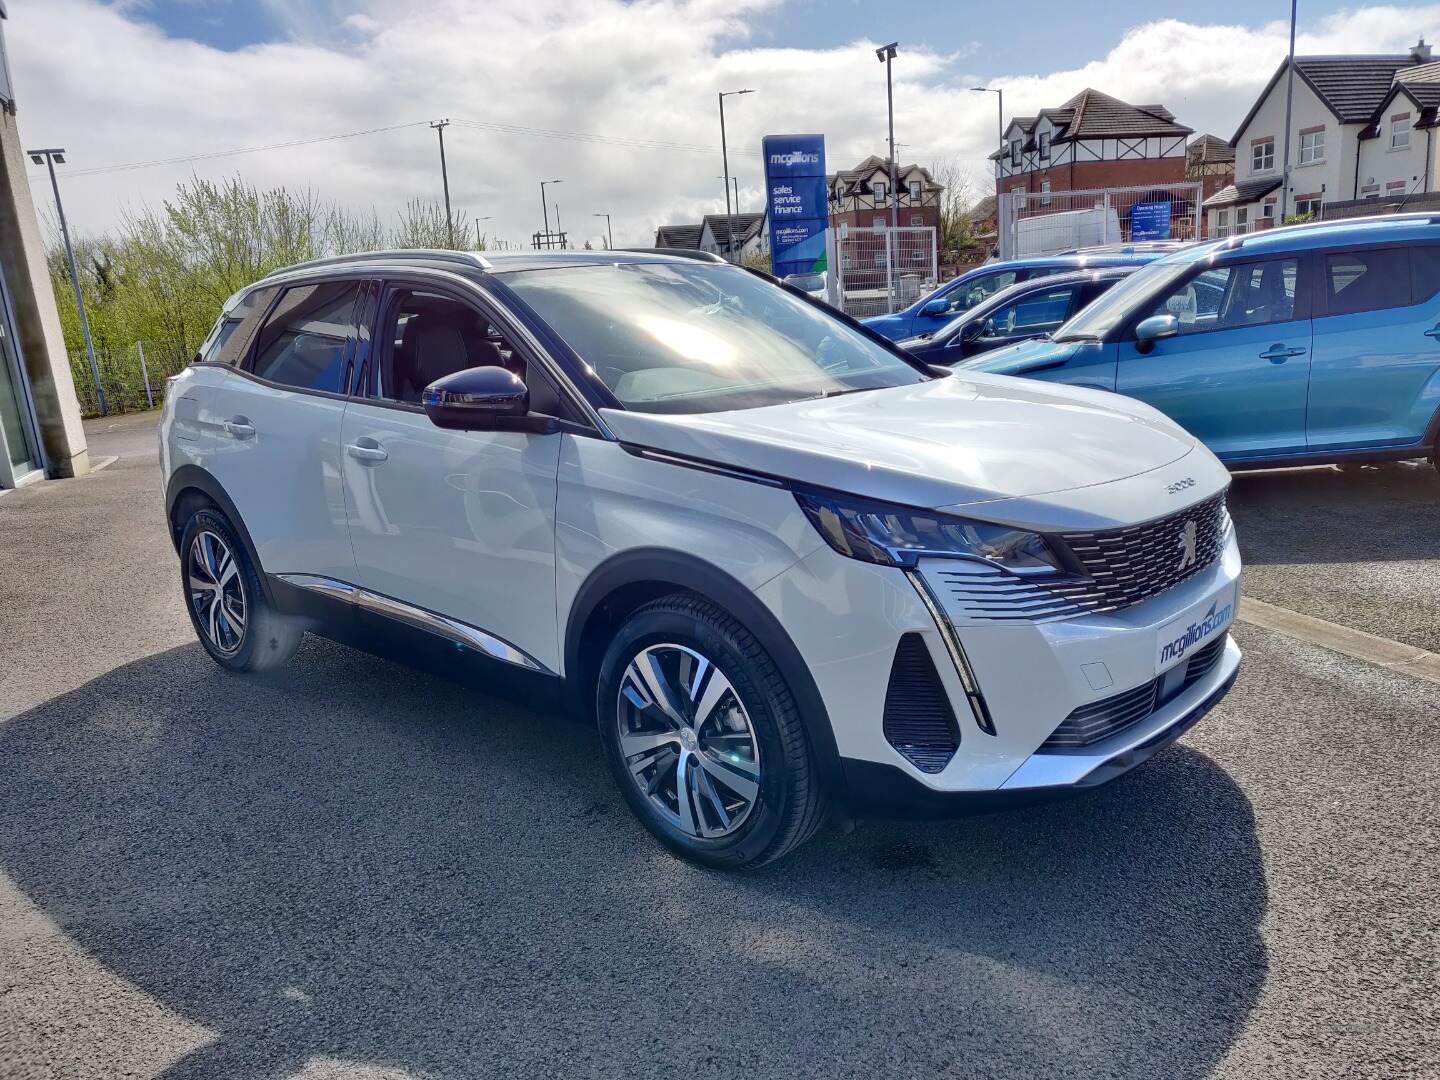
left=504, top=262, right=927, bottom=414
left=1051, top=260, right=1194, bottom=342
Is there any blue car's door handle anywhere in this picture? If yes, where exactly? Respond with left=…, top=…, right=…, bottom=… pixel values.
left=1425, top=325, right=1440, bottom=339
left=1259, top=344, right=1306, bottom=363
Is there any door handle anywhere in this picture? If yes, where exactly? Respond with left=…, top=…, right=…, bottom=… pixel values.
left=346, top=440, right=389, bottom=464
left=1258, top=345, right=1306, bottom=363
left=1424, top=326, right=1440, bottom=339
left=223, top=417, right=255, bottom=439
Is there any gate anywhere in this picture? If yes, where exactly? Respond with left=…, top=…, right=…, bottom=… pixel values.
left=997, top=182, right=1205, bottom=260
left=834, top=225, right=938, bottom=317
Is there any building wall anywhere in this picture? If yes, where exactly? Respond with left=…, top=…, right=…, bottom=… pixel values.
left=995, top=138, right=1188, bottom=199
left=1355, top=98, right=1436, bottom=199
left=0, top=107, right=88, bottom=479
left=831, top=204, right=939, bottom=232
left=1234, top=73, right=1358, bottom=212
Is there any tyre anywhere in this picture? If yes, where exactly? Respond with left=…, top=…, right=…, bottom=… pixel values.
left=179, top=507, right=303, bottom=673
left=596, top=594, right=827, bottom=868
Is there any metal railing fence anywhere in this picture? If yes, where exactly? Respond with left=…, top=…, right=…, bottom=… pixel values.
left=69, top=340, right=195, bottom=418
left=834, top=225, right=938, bottom=317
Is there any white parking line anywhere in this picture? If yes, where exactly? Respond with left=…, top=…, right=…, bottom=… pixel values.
left=1239, top=596, right=1440, bottom=686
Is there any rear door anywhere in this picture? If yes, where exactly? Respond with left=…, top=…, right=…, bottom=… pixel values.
left=1115, top=255, right=1312, bottom=459
left=1306, top=244, right=1440, bottom=451
left=203, top=277, right=364, bottom=579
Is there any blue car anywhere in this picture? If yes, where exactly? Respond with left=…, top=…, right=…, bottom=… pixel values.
left=895, top=267, right=1136, bottom=366
left=862, top=245, right=1181, bottom=342
left=960, top=215, right=1440, bottom=469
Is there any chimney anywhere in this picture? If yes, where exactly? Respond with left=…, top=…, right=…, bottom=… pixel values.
left=1412, top=36, right=1432, bottom=62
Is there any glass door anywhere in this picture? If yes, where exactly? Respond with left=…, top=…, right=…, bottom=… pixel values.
left=0, top=278, right=40, bottom=488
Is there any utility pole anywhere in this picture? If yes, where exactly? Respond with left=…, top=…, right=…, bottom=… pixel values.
left=593, top=212, right=613, bottom=248
left=1278, top=0, right=1298, bottom=219
left=718, top=89, right=754, bottom=261
left=29, top=148, right=104, bottom=416
left=474, top=215, right=492, bottom=250
left=877, top=43, right=900, bottom=232
left=431, top=119, right=454, bottom=247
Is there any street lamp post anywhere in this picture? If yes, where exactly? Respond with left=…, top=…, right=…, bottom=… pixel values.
left=877, top=43, right=900, bottom=233
left=539, top=178, right=563, bottom=249
left=430, top=119, right=454, bottom=247
left=592, top=212, right=613, bottom=249
left=474, top=215, right=493, bottom=250
left=1278, top=0, right=1299, bottom=219
left=29, top=148, right=104, bottom=416
left=715, top=175, right=740, bottom=214
left=970, top=85, right=1004, bottom=160
left=718, top=88, right=754, bottom=261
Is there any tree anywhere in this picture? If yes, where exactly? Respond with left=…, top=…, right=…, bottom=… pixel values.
left=928, top=156, right=980, bottom=259
left=391, top=198, right=470, bottom=250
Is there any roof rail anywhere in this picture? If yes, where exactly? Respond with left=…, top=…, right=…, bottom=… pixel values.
left=264, top=249, right=494, bottom=278
left=619, top=247, right=728, bottom=263
left=1228, top=211, right=1440, bottom=247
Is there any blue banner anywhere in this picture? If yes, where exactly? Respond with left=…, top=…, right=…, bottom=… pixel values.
left=762, top=134, right=829, bottom=279
left=1130, top=201, right=1172, bottom=241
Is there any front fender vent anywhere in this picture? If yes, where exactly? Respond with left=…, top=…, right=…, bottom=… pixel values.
left=882, top=633, right=960, bottom=773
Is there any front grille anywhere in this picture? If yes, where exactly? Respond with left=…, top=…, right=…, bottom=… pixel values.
left=1040, top=632, right=1229, bottom=751
left=882, top=633, right=960, bottom=773
left=1050, top=491, right=1229, bottom=612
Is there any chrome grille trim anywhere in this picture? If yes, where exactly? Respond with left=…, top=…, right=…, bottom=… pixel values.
left=932, top=492, right=1230, bottom=624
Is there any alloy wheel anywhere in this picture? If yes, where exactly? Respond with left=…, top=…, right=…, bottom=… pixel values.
left=187, top=529, right=246, bottom=655
left=615, top=643, right=762, bottom=839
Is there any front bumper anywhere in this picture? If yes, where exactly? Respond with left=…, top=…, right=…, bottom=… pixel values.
left=756, top=527, right=1243, bottom=812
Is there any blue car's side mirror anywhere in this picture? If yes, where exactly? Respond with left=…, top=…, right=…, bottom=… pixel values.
left=1133, top=314, right=1179, bottom=354
left=921, top=298, right=950, bottom=316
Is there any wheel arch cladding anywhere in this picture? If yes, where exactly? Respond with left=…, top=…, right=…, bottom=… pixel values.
left=165, top=464, right=277, bottom=608
left=564, top=547, right=845, bottom=791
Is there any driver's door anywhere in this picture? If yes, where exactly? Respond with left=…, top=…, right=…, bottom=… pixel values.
left=953, top=281, right=1087, bottom=358
left=340, top=279, right=566, bottom=672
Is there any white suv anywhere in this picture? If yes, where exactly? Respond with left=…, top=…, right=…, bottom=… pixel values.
left=160, top=249, right=1242, bottom=867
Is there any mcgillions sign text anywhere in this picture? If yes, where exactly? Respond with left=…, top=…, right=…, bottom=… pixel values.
left=762, top=134, right=829, bottom=280
left=1159, top=600, right=1233, bottom=666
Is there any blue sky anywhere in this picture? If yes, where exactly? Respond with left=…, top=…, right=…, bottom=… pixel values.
left=136, top=0, right=1352, bottom=69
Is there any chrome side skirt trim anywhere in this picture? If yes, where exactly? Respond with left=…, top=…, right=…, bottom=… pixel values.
left=275, top=574, right=552, bottom=675
left=906, top=569, right=997, bottom=737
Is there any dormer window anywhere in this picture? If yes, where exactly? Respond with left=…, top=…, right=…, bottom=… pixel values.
left=1010, top=139, right=1022, bottom=166
left=1391, top=113, right=1411, bottom=150
left=1038, top=132, right=1051, bottom=161
left=872, top=181, right=887, bottom=200
left=907, top=180, right=922, bottom=199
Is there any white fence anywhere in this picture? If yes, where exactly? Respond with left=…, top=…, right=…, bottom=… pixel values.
left=997, top=182, right=1205, bottom=259
left=833, top=225, right=938, bottom=317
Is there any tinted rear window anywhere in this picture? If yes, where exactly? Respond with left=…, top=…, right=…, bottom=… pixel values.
left=1325, top=248, right=1409, bottom=317
left=250, top=281, right=361, bottom=394
left=201, top=286, right=279, bottom=366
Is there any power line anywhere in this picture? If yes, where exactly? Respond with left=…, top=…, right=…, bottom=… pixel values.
left=450, top=117, right=764, bottom=158
left=27, top=120, right=433, bottom=178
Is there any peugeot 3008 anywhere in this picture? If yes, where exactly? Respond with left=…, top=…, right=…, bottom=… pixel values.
left=162, top=249, right=1242, bottom=867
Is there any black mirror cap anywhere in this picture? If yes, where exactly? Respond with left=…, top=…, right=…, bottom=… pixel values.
left=423, top=365, right=541, bottom=432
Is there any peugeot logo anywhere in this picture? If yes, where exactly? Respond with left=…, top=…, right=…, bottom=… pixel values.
left=1177, top=519, right=1198, bottom=570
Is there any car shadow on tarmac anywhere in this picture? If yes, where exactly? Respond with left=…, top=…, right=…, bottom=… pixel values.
left=0, top=637, right=1266, bottom=1079
left=1229, top=460, right=1440, bottom=566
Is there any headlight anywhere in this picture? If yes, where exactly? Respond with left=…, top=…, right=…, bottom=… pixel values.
left=795, top=490, right=1062, bottom=572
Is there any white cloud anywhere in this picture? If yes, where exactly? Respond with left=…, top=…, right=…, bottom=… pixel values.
left=6, top=1, right=1440, bottom=250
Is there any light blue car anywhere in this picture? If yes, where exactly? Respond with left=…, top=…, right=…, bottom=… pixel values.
left=861, top=247, right=1179, bottom=342
left=960, top=215, right=1440, bottom=470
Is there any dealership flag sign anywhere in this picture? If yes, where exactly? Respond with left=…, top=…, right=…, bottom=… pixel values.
left=763, top=134, right=829, bottom=278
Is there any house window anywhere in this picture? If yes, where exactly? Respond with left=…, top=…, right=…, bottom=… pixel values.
left=1386, top=180, right=1408, bottom=196
left=1040, top=179, right=1051, bottom=205
left=910, top=214, right=924, bottom=226
left=1215, top=208, right=1231, bottom=237
left=1234, top=207, right=1249, bottom=234
left=872, top=216, right=886, bottom=228
left=872, top=181, right=887, bottom=200
left=1294, top=195, right=1323, bottom=216
left=1251, top=137, right=1275, bottom=173
left=1299, top=129, right=1325, bottom=165
left=907, top=180, right=922, bottom=199
left=1010, top=139, right=1022, bottom=166
left=1391, top=114, right=1411, bottom=150
left=1361, top=184, right=1380, bottom=199
left=1262, top=201, right=1277, bottom=225
left=1038, top=132, right=1051, bottom=160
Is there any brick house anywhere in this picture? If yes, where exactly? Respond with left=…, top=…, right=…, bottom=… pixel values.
left=827, top=155, right=943, bottom=232
left=1186, top=134, right=1236, bottom=203
left=989, top=89, right=1193, bottom=202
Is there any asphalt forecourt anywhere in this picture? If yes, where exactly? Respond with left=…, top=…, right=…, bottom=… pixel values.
left=0, top=418, right=1434, bottom=1078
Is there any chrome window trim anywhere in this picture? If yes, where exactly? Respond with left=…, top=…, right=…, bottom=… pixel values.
left=275, top=573, right=553, bottom=674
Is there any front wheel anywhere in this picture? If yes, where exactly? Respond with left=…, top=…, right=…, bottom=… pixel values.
left=596, top=594, right=827, bottom=868
left=179, top=507, right=303, bottom=673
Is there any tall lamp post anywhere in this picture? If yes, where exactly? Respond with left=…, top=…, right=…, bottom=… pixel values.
left=718, top=88, right=754, bottom=261
left=970, top=85, right=1004, bottom=160
left=474, top=215, right=492, bottom=250
left=430, top=119, right=454, bottom=247
left=539, top=178, right=563, bottom=249
left=1278, top=0, right=1298, bottom=219
left=592, top=212, right=614, bottom=249
left=876, top=43, right=900, bottom=232
left=715, top=175, right=740, bottom=213
left=29, top=148, right=104, bottom=416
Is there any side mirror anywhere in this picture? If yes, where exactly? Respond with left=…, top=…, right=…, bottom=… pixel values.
left=921, top=298, right=950, bottom=316
left=422, top=366, right=557, bottom=434
left=958, top=320, right=984, bottom=343
left=1133, top=314, right=1179, bottom=353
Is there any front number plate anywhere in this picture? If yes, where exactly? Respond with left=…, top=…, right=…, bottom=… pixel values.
left=1155, top=584, right=1235, bottom=675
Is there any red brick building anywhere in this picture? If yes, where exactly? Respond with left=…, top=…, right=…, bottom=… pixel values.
left=828, top=155, right=942, bottom=231
left=989, top=89, right=1193, bottom=200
